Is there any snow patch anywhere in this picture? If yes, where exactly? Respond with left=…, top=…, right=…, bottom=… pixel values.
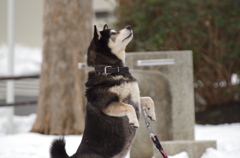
left=0, top=114, right=240, bottom=158
left=169, top=152, right=189, bottom=158
left=232, top=73, right=240, bottom=85
left=0, top=44, right=42, bottom=76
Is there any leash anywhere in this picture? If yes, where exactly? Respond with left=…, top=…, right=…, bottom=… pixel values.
left=141, top=106, right=168, bottom=158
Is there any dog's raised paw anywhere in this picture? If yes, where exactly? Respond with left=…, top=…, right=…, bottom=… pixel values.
left=148, top=115, right=156, bottom=121
left=129, top=119, right=139, bottom=128
left=146, top=108, right=156, bottom=121
left=132, top=125, right=139, bottom=129
left=130, top=123, right=139, bottom=129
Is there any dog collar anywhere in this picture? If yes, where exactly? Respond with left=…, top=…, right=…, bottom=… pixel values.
left=95, top=66, right=129, bottom=74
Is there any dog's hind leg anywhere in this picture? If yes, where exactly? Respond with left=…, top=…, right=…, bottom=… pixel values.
left=140, top=97, right=156, bottom=121
left=103, top=102, right=139, bottom=128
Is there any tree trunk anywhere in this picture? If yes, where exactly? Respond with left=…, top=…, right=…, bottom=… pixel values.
left=31, top=0, right=92, bottom=135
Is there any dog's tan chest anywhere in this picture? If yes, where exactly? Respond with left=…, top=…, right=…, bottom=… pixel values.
left=109, top=81, right=140, bottom=105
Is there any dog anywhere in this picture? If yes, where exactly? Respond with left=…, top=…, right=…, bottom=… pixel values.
left=50, top=24, right=156, bottom=158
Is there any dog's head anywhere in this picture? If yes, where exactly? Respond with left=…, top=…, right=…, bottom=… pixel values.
left=87, top=24, right=133, bottom=67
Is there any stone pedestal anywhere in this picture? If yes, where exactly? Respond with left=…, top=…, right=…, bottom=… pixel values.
left=126, top=51, right=216, bottom=158
left=155, top=140, right=216, bottom=158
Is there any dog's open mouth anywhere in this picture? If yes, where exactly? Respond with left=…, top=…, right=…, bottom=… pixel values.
left=122, top=33, right=132, bottom=42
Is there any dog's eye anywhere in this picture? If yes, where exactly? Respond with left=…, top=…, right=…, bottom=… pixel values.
left=111, top=32, right=117, bottom=35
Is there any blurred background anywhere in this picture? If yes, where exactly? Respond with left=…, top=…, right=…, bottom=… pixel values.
left=0, top=0, right=118, bottom=47
left=114, top=0, right=240, bottom=124
left=0, top=1, right=240, bottom=157
left=0, top=0, right=118, bottom=116
left=0, top=0, right=239, bottom=124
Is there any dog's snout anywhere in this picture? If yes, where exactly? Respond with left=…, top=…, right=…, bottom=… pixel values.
left=126, top=25, right=131, bottom=30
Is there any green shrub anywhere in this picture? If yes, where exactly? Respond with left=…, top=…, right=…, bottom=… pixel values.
left=115, top=0, right=240, bottom=108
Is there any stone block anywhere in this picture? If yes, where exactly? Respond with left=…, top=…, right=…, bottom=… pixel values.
left=126, top=51, right=195, bottom=141
left=126, top=51, right=215, bottom=158
left=154, top=140, right=217, bottom=158
left=130, top=70, right=171, bottom=158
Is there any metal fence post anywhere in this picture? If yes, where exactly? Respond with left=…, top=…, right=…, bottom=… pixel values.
left=4, top=0, right=15, bottom=134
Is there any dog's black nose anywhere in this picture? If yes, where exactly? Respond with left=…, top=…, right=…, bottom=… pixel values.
left=126, top=25, right=131, bottom=30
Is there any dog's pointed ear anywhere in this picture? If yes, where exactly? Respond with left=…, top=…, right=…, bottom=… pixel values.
left=103, top=24, right=109, bottom=30
left=94, top=25, right=101, bottom=40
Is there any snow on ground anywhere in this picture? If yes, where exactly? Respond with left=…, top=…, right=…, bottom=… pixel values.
left=195, top=124, right=240, bottom=158
left=0, top=114, right=240, bottom=158
left=0, top=113, right=81, bottom=158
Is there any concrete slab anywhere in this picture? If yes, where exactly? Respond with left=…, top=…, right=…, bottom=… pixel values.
left=154, top=140, right=217, bottom=158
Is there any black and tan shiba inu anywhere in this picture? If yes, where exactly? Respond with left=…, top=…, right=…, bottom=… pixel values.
left=50, top=25, right=156, bottom=158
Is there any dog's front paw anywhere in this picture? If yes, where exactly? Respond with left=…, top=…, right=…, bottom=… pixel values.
left=147, top=110, right=156, bottom=121
left=145, top=107, right=156, bottom=121
left=141, top=97, right=156, bottom=121
left=129, top=118, right=139, bottom=128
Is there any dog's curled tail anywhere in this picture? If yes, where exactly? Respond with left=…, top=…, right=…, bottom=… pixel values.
left=50, top=137, right=70, bottom=158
